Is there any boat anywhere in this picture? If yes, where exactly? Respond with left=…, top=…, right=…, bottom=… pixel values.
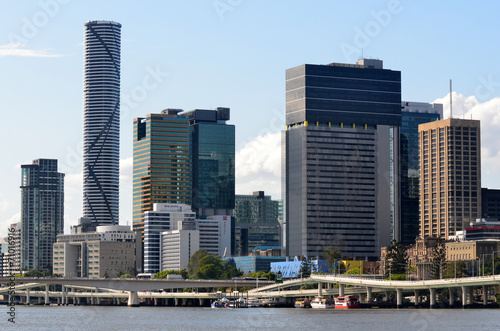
left=334, top=295, right=360, bottom=309
left=310, top=296, right=334, bottom=309
left=211, top=297, right=229, bottom=308
left=294, top=298, right=311, bottom=308
left=246, top=298, right=262, bottom=308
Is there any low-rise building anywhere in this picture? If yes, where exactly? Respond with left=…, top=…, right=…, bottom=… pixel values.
left=53, top=225, right=138, bottom=278
left=446, top=240, right=500, bottom=262
left=160, top=221, right=199, bottom=271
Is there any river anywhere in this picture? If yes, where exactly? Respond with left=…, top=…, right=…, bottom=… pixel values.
left=3, top=306, right=499, bottom=330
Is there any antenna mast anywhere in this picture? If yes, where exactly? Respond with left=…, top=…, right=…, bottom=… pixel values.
left=449, top=79, right=453, bottom=119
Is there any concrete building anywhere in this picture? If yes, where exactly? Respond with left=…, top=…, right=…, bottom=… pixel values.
left=446, top=240, right=500, bottom=262
left=455, top=218, right=500, bottom=241
left=418, top=119, right=481, bottom=239
left=143, top=203, right=196, bottom=274
left=53, top=225, right=137, bottom=278
left=283, top=59, right=401, bottom=259
left=83, top=21, right=121, bottom=226
left=197, top=215, right=232, bottom=256
left=20, top=159, right=64, bottom=272
left=396, top=102, right=442, bottom=244
left=133, top=110, right=191, bottom=237
left=234, top=191, right=280, bottom=256
left=160, top=221, right=199, bottom=271
left=481, top=188, right=500, bottom=219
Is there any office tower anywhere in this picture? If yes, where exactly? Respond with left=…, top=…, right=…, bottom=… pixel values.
left=181, top=107, right=235, bottom=218
left=83, top=20, right=121, bottom=226
left=234, top=191, right=280, bottom=256
left=197, top=216, right=232, bottom=256
left=161, top=221, right=199, bottom=271
left=133, top=110, right=190, bottom=236
left=283, top=59, right=401, bottom=259
left=481, top=188, right=500, bottom=219
left=143, top=204, right=196, bottom=274
left=20, top=159, right=64, bottom=271
left=418, top=118, right=481, bottom=239
left=395, top=102, right=442, bottom=244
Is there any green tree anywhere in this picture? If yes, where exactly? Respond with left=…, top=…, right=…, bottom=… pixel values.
left=187, top=250, right=209, bottom=275
left=322, top=246, right=341, bottom=273
left=385, top=240, right=409, bottom=277
left=120, top=273, right=132, bottom=278
left=345, top=267, right=360, bottom=275
left=154, top=269, right=189, bottom=279
left=300, top=257, right=311, bottom=278
left=191, top=255, right=241, bottom=280
left=429, top=238, right=447, bottom=279
left=480, top=256, right=500, bottom=276
left=442, top=260, right=467, bottom=278
left=245, top=271, right=276, bottom=281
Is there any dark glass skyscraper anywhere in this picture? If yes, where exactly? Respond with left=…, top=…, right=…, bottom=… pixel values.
left=182, top=107, right=235, bottom=218
left=83, top=20, right=121, bottom=225
left=396, top=102, right=442, bottom=244
left=283, top=59, right=401, bottom=259
left=20, top=159, right=64, bottom=271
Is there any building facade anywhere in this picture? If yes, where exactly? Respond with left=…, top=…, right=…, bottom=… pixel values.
left=181, top=107, right=235, bottom=218
left=20, top=159, right=64, bottom=271
left=143, top=203, right=196, bottom=274
left=160, top=221, right=199, bottom=271
left=133, top=110, right=190, bottom=236
left=234, top=191, right=280, bottom=256
left=395, top=102, right=442, bottom=244
left=418, top=119, right=481, bottom=239
left=283, top=59, right=401, bottom=259
left=83, top=20, right=121, bottom=226
left=197, top=216, right=232, bottom=256
left=53, top=225, right=137, bottom=278
left=481, top=188, right=500, bottom=219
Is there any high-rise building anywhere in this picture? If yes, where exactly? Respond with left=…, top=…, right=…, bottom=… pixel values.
left=83, top=20, right=121, bottom=226
left=234, top=191, right=280, bottom=256
left=133, top=110, right=191, bottom=236
left=283, top=59, right=401, bottom=259
left=181, top=107, right=235, bottom=218
left=395, top=102, right=442, bottom=244
left=481, top=188, right=500, bottom=219
left=20, top=159, right=64, bottom=271
left=418, top=118, right=481, bottom=239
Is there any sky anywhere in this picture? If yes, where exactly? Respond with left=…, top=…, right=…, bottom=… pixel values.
left=2, top=0, right=500, bottom=238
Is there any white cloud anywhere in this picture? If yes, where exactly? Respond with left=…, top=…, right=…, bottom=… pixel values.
left=0, top=43, right=64, bottom=58
left=433, top=93, right=500, bottom=187
left=235, top=131, right=282, bottom=199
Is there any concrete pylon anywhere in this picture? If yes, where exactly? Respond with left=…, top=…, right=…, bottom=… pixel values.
left=366, top=287, right=373, bottom=303
left=429, top=288, right=436, bottom=308
left=26, top=289, right=30, bottom=305
left=449, top=288, right=455, bottom=306
left=128, top=291, right=139, bottom=307
left=396, top=289, right=403, bottom=308
left=318, top=282, right=323, bottom=296
left=44, top=286, right=50, bottom=305
left=339, top=284, right=345, bottom=297
left=414, top=290, right=420, bottom=306
left=61, top=286, right=65, bottom=306
left=461, top=286, right=468, bottom=308
left=482, top=285, right=488, bottom=305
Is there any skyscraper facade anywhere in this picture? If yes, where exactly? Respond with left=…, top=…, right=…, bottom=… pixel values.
left=395, top=102, right=442, bottom=244
left=83, top=20, right=121, bottom=226
left=418, top=118, right=481, bottom=239
left=20, top=159, right=64, bottom=271
left=133, top=110, right=191, bottom=235
left=181, top=107, right=235, bottom=218
left=283, top=59, right=401, bottom=259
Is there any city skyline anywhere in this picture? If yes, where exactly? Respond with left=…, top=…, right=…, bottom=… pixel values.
left=2, top=1, right=500, bottom=238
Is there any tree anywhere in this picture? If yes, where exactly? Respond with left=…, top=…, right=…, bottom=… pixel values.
left=429, top=238, right=447, bottom=279
left=480, top=256, right=500, bottom=276
left=385, top=240, right=409, bottom=277
left=190, top=255, right=241, bottom=280
left=322, top=246, right=341, bottom=273
left=442, top=260, right=467, bottom=279
left=154, top=269, right=189, bottom=279
left=187, top=250, right=209, bottom=275
left=300, top=257, right=311, bottom=278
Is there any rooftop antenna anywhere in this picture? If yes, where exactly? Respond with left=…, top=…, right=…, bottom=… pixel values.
left=449, top=79, right=453, bottom=119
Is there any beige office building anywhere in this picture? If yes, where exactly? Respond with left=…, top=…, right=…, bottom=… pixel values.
left=419, top=118, right=481, bottom=239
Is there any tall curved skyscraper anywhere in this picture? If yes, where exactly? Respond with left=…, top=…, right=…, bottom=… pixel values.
left=83, top=20, right=121, bottom=225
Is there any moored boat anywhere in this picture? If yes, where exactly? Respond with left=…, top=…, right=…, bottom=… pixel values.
left=310, top=296, right=334, bottom=309
left=334, top=295, right=360, bottom=309
left=294, top=298, right=311, bottom=308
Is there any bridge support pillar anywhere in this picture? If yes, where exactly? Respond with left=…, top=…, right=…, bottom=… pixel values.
left=38, top=296, right=42, bottom=304
left=385, top=291, right=390, bottom=302
left=366, top=287, right=373, bottom=303
left=448, top=288, right=455, bottom=306
left=26, top=289, right=30, bottom=305
left=76, top=297, right=81, bottom=305
left=174, top=298, right=179, bottom=306
left=154, top=298, right=158, bottom=306
left=482, top=285, right=488, bottom=305
left=429, top=288, right=436, bottom=308
left=396, top=289, right=403, bottom=308
left=128, top=291, right=139, bottom=307
left=339, top=284, right=345, bottom=297
left=318, top=282, right=323, bottom=297
left=461, top=286, right=468, bottom=308
left=44, top=286, right=50, bottom=305
left=199, top=299, right=204, bottom=306
left=413, top=290, right=419, bottom=306
left=327, top=282, right=332, bottom=290
left=61, top=286, right=65, bottom=305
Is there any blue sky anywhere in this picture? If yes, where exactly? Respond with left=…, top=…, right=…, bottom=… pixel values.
left=2, top=0, right=500, bottom=237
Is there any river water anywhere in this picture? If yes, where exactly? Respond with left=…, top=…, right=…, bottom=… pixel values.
left=3, top=306, right=499, bottom=330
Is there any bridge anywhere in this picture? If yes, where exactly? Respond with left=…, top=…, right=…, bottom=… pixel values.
left=251, top=274, right=500, bottom=308
left=0, top=277, right=274, bottom=307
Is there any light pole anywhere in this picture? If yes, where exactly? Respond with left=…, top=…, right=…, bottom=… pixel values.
left=481, top=254, right=494, bottom=276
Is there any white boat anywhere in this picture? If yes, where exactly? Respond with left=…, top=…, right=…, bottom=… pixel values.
left=310, top=296, right=334, bottom=309
left=246, top=298, right=262, bottom=308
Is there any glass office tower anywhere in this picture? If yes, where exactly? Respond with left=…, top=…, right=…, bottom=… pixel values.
left=20, top=159, right=64, bottom=271
left=283, top=59, right=401, bottom=259
left=83, top=20, right=121, bottom=225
